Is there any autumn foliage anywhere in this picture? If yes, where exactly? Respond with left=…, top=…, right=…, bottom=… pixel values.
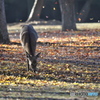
left=0, top=29, right=100, bottom=85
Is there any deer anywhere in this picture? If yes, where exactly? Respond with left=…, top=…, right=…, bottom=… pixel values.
left=20, top=25, right=40, bottom=72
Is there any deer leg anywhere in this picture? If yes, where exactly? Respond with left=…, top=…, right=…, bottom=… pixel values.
left=26, top=52, right=30, bottom=71
left=30, top=64, right=36, bottom=72
left=33, top=66, right=36, bottom=73
left=27, top=58, right=30, bottom=71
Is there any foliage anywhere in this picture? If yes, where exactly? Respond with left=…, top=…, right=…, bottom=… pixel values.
left=0, top=29, right=100, bottom=89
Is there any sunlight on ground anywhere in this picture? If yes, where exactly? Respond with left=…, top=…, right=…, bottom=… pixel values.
left=0, top=23, right=100, bottom=99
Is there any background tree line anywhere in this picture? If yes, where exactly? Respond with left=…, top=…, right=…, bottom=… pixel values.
left=5, top=0, right=100, bottom=23
left=0, top=0, right=100, bottom=43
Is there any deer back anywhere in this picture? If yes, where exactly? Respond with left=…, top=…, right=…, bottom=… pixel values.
left=20, top=25, right=38, bottom=56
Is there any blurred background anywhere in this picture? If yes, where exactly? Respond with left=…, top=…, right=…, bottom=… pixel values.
left=5, top=0, right=100, bottom=23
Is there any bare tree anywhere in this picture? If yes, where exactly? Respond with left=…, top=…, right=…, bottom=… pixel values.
left=26, top=0, right=44, bottom=22
left=59, top=0, right=77, bottom=31
left=0, top=0, right=10, bottom=43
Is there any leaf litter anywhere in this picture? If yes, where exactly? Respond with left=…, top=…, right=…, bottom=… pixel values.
left=0, top=29, right=100, bottom=99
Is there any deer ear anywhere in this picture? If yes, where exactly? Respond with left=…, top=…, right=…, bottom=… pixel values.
left=36, top=52, right=41, bottom=58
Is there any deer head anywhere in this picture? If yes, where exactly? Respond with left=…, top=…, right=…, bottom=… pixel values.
left=27, top=53, right=41, bottom=72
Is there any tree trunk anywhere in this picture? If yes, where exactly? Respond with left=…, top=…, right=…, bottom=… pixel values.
left=59, top=0, right=77, bottom=31
left=27, top=0, right=35, bottom=16
left=77, top=0, right=93, bottom=22
left=0, top=0, right=10, bottom=44
left=26, top=0, right=44, bottom=22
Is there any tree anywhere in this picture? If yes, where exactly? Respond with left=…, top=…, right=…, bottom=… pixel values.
left=77, top=0, right=94, bottom=22
left=0, top=0, right=10, bottom=43
left=26, top=0, right=44, bottom=22
left=59, top=0, right=77, bottom=31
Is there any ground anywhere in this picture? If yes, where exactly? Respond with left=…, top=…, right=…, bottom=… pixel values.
left=0, top=21, right=100, bottom=99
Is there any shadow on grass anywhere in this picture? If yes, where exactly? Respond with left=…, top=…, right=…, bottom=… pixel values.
left=0, top=97, right=78, bottom=100
left=44, top=58, right=100, bottom=67
left=0, top=90, right=84, bottom=100
left=0, top=41, right=100, bottom=83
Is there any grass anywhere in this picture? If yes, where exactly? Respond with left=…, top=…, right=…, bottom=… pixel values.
left=7, top=22, right=100, bottom=33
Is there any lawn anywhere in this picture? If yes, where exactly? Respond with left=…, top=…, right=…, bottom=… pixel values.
left=0, top=22, right=100, bottom=99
